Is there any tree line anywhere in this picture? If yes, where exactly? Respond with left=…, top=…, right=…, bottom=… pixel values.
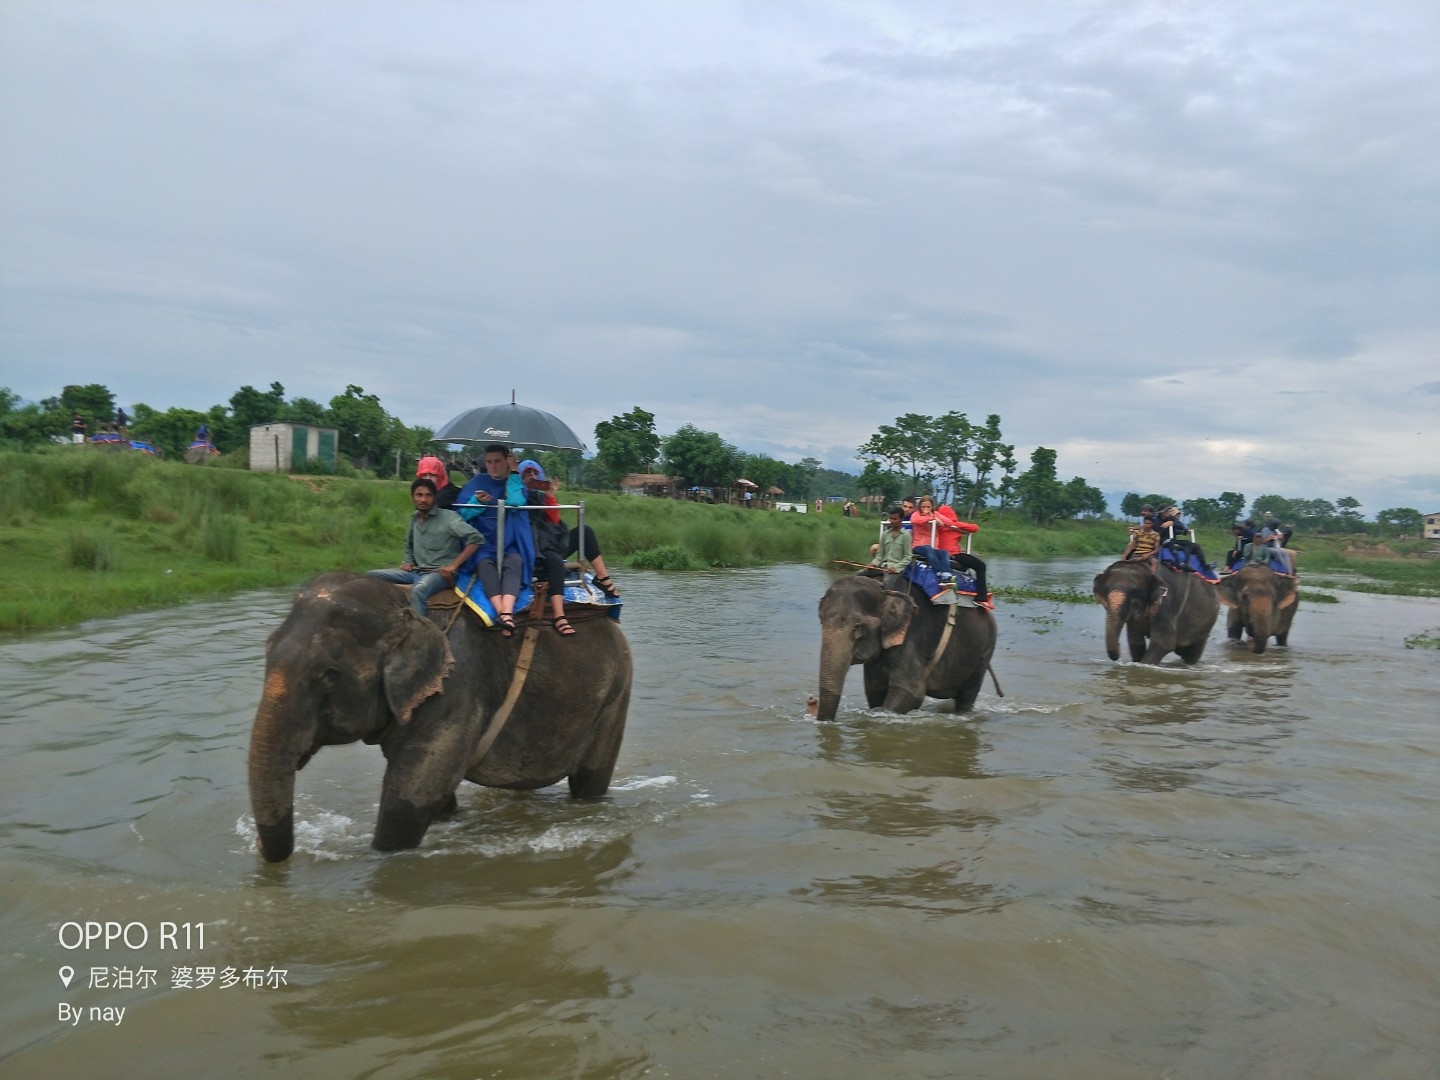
left=590, top=406, right=1105, bottom=523
left=1119, top=491, right=1428, bottom=536
left=7, top=385, right=1424, bottom=532
left=0, top=382, right=434, bottom=468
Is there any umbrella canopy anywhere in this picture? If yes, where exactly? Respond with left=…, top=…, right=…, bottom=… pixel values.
left=434, top=402, right=586, bottom=451
left=735, top=478, right=758, bottom=488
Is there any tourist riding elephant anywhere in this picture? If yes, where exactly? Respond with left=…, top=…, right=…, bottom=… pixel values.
left=248, top=572, right=632, bottom=861
left=814, top=573, right=996, bottom=720
left=1092, top=560, right=1219, bottom=665
left=1216, top=564, right=1297, bottom=653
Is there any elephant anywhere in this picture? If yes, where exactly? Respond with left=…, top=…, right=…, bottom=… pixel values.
left=1092, top=559, right=1219, bottom=665
left=1215, top=564, right=1298, bottom=653
left=814, top=572, right=997, bottom=721
left=247, top=572, right=632, bottom=861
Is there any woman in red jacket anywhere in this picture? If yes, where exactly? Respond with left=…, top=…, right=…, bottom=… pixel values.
left=910, top=496, right=990, bottom=608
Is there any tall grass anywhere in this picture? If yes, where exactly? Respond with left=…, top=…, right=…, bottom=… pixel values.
left=3, top=448, right=1436, bottom=633
left=65, top=530, right=115, bottom=571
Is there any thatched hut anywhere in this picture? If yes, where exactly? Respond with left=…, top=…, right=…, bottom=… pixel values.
left=620, top=473, right=680, bottom=498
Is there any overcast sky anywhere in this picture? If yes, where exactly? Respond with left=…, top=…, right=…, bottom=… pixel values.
left=2, top=1, right=1436, bottom=513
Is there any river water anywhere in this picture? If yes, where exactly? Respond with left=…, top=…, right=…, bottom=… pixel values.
left=2, top=560, right=1438, bottom=1079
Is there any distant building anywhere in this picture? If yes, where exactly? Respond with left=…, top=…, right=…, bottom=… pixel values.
left=250, top=423, right=338, bottom=473
left=1425, top=511, right=1440, bottom=540
left=619, top=473, right=679, bottom=498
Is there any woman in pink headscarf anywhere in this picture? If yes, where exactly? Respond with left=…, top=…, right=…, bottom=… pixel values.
left=415, top=456, right=461, bottom=510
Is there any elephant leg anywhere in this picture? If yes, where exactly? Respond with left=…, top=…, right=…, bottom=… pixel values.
left=374, top=723, right=471, bottom=852
left=1174, top=639, right=1208, bottom=664
left=953, top=664, right=986, bottom=713
left=567, top=683, right=631, bottom=798
left=1226, top=608, right=1244, bottom=641
left=862, top=663, right=889, bottom=709
left=883, top=684, right=926, bottom=713
left=1140, top=636, right=1172, bottom=664
left=1126, top=625, right=1148, bottom=662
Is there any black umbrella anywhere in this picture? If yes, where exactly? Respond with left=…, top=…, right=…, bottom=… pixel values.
left=434, top=399, right=587, bottom=452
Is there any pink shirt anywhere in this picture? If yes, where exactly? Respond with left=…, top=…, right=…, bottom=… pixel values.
left=908, top=506, right=977, bottom=555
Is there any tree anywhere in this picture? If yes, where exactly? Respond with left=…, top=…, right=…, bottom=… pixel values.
left=1121, top=492, right=1177, bottom=519
left=859, top=413, right=935, bottom=493
left=1216, top=491, right=1246, bottom=523
left=224, top=382, right=287, bottom=451
left=281, top=397, right=328, bottom=426
left=1337, top=496, right=1363, bottom=526
left=130, top=403, right=211, bottom=458
left=1376, top=508, right=1423, bottom=535
left=1182, top=497, right=1231, bottom=528
left=994, top=444, right=1018, bottom=513
left=594, top=407, right=661, bottom=485
left=928, top=410, right=973, bottom=506
left=791, top=457, right=822, bottom=502
left=737, top=452, right=785, bottom=496
left=1061, top=476, right=1107, bottom=518
left=61, top=384, right=116, bottom=428
left=857, top=461, right=902, bottom=508
left=961, top=413, right=1005, bottom=519
left=328, top=385, right=387, bottom=465
left=0, top=393, right=67, bottom=446
left=661, top=424, right=737, bottom=489
left=1016, top=447, right=1065, bottom=524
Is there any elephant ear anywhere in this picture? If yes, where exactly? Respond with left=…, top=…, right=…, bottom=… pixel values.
left=1145, top=579, right=1169, bottom=619
left=382, top=616, right=455, bottom=725
left=880, top=591, right=917, bottom=649
left=1215, top=576, right=1240, bottom=609
left=1276, top=575, right=1299, bottom=609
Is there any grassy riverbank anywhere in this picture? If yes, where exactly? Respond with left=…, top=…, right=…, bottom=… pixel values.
left=3, top=449, right=1436, bottom=633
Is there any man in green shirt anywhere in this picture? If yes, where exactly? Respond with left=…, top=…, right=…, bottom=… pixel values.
left=368, top=478, right=482, bottom=617
left=870, top=505, right=913, bottom=581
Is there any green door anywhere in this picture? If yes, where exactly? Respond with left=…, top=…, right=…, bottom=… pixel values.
left=291, top=426, right=308, bottom=471
left=317, top=429, right=336, bottom=472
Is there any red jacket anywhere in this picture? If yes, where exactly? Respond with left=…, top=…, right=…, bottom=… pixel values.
left=908, top=506, right=977, bottom=555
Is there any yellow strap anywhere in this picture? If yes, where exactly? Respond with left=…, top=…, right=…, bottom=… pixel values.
left=472, top=623, right=541, bottom=762
left=925, top=604, right=958, bottom=683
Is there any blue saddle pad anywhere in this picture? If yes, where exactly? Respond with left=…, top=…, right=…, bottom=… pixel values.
left=452, top=571, right=621, bottom=626
left=903, top=561, right=978, bottom=598
left=1161, top=544, right=1219, bottom=581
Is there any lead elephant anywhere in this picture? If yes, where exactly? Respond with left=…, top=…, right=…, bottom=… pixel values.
left=248, top=572, right=632, bottom=861
left=1093, top=560, right=1219, bottom=664
left=815, top=573, right=996, bottom=720
left=1215, top=564, right=1297, bottom=653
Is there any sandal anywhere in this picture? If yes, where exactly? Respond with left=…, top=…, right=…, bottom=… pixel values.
left=552, top=615, right=576, bottom=637
left=592, top=574, right=620, bottom=600
left=496, top=612, right=515, bottom=637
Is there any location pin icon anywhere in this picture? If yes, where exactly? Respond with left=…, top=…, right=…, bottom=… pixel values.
left=59, top=966, right=74, bottom=988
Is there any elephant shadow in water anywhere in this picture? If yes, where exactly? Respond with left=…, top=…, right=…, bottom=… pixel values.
left=1093, top=559, right=1219, bottom=665
left=1216, top=565, right=1298, bottom=654
left=248, top=572, right=632, bottom=861
left=814, top=572, right=997, bottom=720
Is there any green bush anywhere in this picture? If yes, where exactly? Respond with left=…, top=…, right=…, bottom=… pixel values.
left=65, top=529, right=116, bottom=571
left=202, top=514, right=243, bottom=563
left=628, top=545, right=703, bottom=570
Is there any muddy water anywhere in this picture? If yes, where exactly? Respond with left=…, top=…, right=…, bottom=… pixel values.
left=2, top=560, right=1438, bottom=1079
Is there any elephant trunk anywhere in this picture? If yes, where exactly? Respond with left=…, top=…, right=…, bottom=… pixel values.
left=247, top=672, right=308, bottom=863
left=1103, top=591, right=1127, bottom=661
left=816, top=627, right=853, bottom=721
left=1247, top=596, right=1274, bottom=654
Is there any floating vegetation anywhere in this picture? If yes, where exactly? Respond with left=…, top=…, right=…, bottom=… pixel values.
left=993, top=585, right=1093, bottom=604
left=1298, top=590, right=1340, bottom=604
left=1403, top=630, right=1440, bottom=650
